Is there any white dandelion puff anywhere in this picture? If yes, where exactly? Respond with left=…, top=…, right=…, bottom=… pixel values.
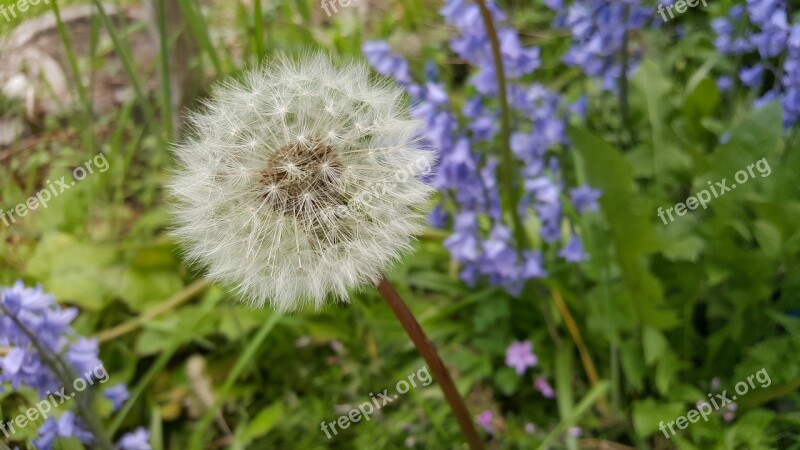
left=168, top=52, right=435, bottom=312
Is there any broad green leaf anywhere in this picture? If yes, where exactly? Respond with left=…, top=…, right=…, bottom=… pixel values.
left=569, top=126, right=677, bottom=329
left=632, top=398, right=685, bottom=439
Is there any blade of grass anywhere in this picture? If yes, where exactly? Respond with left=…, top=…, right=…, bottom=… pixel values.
left=537, top=381, right=610, bottom=450
left=48, top=0, right=95, bottom=153
left=89, top=0, right=160, bottom=138
left=150, top=405, right=164, bottom=450
left=108, top=287, right=223, bottom=434
left=177, top=0, right=223, bottom=75
left=253, top=0, right=264, bottom=60
left=188, top=312, right=283, bottom=450
left=156, top=0, right=174, bottom=142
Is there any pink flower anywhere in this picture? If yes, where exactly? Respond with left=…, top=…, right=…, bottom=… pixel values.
left=505, top=340, right=538, bottom=375
left=476, top=410, right=494, bottom=434
left=524, top=423, right=536, bottom=434
left=534, top=376, right=555, bottom=399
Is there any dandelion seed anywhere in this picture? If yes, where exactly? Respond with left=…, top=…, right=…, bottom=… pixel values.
left=169, top=52, right=435, bottom=312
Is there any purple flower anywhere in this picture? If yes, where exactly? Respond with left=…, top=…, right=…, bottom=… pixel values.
left=104, top=384, right=131, bottom=412
left=524, top=422, right=536, bottom=434
left=33, top=412, right=94, bottom=450
left=534, top=376, right=556, bottom=399
left=570, top=184, right=602, bottom=213
left=66, top=337, right=103, bottom=378
left=559, top=235, right=589, bottom=263
left=717, top=76, right=733, bottom=91
left=362, top=41, right=414, bottom=86
left=505, top=340, right=538, bottom=375
left=117, top=427, right=151, bottom=450
left=740, top=65, right=764, bottom=87
left=363, top=0, right=598, bottom=294
left=476, top=410, right=495, bottom=434
left=1, top=281, right=136, bottom=447
left=568, top=426, right=583, bottom=437
left=548, top=0, right=652, bottom=92
left=713, top=0, right=800, bottom=128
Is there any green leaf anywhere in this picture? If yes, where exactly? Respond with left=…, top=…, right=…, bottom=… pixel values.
left=118, top=269, right=184, bottom=312
left=632, top=398, right=685, bottom=439
left=695, top=102, right=783, bottom=196
left=642, top=326, right=668, bottom=366
left=537, top=381, right=610, bottom=450
left=620, top=340, right=645, bottom=391
left=569, top=126, right=677, bottom=329
left=293, top=0, right=311, bottom=22
left=25, top=232, right=118, bottom=310
left=493, top=367, right=521, bottom=396
left=242, top=402, right=284, bottom=442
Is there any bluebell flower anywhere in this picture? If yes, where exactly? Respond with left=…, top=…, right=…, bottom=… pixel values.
left=570, top=184, right=602, bottom=213
left=548, top=0, right=651, bottom=92
left=117, top=427, right=151, bottom=450
left=364, top=0, right=600, bottom=293
left=104, top=384, right=131, bottom=412
left=717, top=76, right=733, bottom=91
left=559, top=235, right=589, bottom=263
left=713, top=0, right=800, bottom=127
left=1, top=281, right=137, bottom=448
left=33, top=412, right=94, bottom=450
left=740, top=65, right=764, bottom=87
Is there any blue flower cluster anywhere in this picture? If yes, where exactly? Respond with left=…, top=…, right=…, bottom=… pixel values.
left=712, top=0, right=800, bottom=128
left=0, top=281, right=149, bottom=450
left=364, top=0, right=601, bottom=294
left=545, top=0, right=651, bottom=92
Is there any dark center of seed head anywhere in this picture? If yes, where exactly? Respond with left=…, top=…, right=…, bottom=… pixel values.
left=259, top=139, right=349, bottom=222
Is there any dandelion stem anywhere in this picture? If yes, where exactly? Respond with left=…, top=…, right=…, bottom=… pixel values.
left=376, top=276, right=484, bottom=450
left=474, top=0, right=528, bottom=250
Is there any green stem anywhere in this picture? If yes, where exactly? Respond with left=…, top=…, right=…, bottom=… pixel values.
left=177, top=0, right=223, bottom=75
left=188, top=312, right=282, bottom=450
left=474, top=0, right=528, bottom=250
left=253, top=0, right=264, bottom=60
left=618, top=5, right=634, bottom=148
left=49, top=0, right=95, bottom=153
left=156, top=0, right=174, bottom=142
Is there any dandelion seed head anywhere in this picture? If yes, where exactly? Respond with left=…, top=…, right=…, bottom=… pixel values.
left=169, top=52, right=435, bottom=312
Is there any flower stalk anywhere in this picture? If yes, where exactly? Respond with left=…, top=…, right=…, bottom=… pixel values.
left=474, top=0, right=528, bottom=250
left=377, top=277, right=484, bottom=450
